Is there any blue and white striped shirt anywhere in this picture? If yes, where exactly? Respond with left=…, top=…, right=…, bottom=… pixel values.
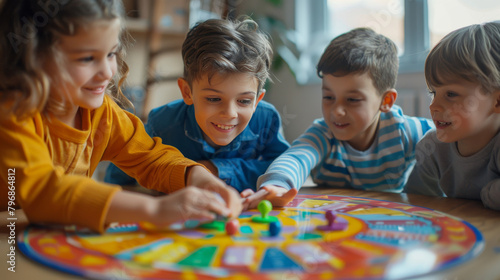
left=257, top=106, right=434, bottom=192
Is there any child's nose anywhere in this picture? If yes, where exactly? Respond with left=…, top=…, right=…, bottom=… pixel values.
left=221, top=103, right=238, bottom=118
left=97, top=59, right=113, bottom=80
left=429, top=95, right=443, bottom=113
left=333, top=104, right=346, bottom=116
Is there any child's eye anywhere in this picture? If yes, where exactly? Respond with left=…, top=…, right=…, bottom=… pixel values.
left=446, top=91, right=458, bottom=98
left=427, top=91, right=436, bottom=98
left=238, top=99, right=253, bottom=106
left=78, top=56, right=94, bottom=62
left=206, top=97, right=221, bottom=102
left=347, top=98, right=362, bottom=102
left=107, top=52, right=117, bottom=58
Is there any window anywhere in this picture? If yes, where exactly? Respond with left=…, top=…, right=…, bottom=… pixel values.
left=285, top=0, right=500, bottom=84
left=327, top=0, right=404, bottom=55
left=428, top=0, right=500, bottom=47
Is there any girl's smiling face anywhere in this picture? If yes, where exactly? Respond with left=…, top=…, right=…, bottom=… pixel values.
left=50, top=19, right=121, bottom=115
left=179, top=72, right=264, bottom=148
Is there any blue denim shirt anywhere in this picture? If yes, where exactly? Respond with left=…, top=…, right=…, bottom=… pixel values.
left=104, top=99, right=290, bottom=192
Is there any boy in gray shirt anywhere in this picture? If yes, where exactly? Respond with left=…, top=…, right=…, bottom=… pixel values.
left=405, top=21, right=500, bottom=210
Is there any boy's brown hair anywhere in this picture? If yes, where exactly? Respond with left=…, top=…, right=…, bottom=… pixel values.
left=425, top=21, right=500, bottom=94
left=181, top=17, right=272, bottom=93
left=317, top=27, right=399, bottom=94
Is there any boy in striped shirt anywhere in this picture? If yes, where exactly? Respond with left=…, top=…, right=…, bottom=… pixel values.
left=242, top=28, right=434, bottom=209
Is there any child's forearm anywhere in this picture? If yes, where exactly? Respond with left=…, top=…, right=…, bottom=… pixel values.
left=197, top=160, right=218, bottom=176
left=105, top=188, right=232, bottom=229
left=105, top=190, right=158, bottom=225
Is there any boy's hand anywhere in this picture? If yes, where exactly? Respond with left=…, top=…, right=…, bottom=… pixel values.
left=186, top=165, right=242, bottom=218
left=241, top=185, right=298, bottom=211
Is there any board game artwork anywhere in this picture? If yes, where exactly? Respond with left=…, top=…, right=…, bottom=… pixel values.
left=18, top=194, right=483, bottom=279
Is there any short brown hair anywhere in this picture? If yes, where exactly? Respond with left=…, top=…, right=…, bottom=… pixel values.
left=181, top=17, right=272, bottom=93
left=317, top=27, right=399, bottom=94
left=425, top=21, right=500, bottom=93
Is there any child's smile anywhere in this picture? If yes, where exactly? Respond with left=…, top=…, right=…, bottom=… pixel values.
left=333, top=122, right=350, bottom=128
left=84, top=84, right=108, bottom=96
left=435, top=120, right=451, bottom=127
left=434, top=119, right=452, bottom=129
left=212, top=122, right=237, bottom=132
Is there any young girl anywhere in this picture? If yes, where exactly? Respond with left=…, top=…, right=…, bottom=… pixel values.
left=0, top=0, right=241, bottom=233
left=406, top=21, right=500, bottom=210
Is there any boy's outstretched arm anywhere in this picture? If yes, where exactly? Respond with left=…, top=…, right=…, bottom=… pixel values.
left=241, top=185, right=298, bottom=211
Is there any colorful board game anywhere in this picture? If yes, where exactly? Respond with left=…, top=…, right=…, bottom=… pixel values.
left=18, top=194, right=483, bottom=279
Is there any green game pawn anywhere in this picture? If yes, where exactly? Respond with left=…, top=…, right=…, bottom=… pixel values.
left=199, top=220, right=226, bottom=231
left=199, top=213, right=228, bottom=231
left=251, top=200, right=278, bottom=223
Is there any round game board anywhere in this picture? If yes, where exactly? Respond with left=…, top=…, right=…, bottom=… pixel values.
left=18, top=194, right=483, bottom=279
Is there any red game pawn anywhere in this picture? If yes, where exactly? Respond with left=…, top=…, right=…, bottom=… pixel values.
left=316, top=210, right=348, bottom=231
left=225, top=219, right=240, bottom=236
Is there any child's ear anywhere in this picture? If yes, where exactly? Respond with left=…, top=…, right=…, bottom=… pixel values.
left=494, top=90, right=500, bottom=113
left=256, top=89, right=266, bottom=105
left=252, top=89, right=266, bottom=112
left=380, top=89, right=398, bottom=112
left=178, top=78, right=193, bottom=105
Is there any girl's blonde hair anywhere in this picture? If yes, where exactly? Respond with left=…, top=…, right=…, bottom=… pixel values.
left=0, top=0, right=132, bottom=120
left=425, top=21, right=500, bottom=94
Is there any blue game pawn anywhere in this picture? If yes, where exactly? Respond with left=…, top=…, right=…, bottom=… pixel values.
left=269, top=221, right=281, bottom=237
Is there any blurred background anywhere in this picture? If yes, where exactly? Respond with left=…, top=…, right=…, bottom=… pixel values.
left=121, top=0, right=500, bottom=142
left=92, top=0, right=500, bottom=181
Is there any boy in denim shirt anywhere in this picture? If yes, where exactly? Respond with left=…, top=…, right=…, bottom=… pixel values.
left=105, top=18, right=289, bottom=192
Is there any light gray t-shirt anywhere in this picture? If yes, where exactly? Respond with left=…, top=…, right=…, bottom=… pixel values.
left=405, top=129, right=500, bottom=210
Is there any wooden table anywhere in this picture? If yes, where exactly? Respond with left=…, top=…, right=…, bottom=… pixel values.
left=1, top=187, right=499, bottom=280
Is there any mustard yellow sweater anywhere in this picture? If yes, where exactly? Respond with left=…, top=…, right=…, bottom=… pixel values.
left=0, top=96, right=199, bottom=232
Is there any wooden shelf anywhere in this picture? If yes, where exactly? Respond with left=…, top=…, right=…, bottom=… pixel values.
left=123, top=0, right=230, bottom=120
left=125, top=18, right=188, bottom=37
